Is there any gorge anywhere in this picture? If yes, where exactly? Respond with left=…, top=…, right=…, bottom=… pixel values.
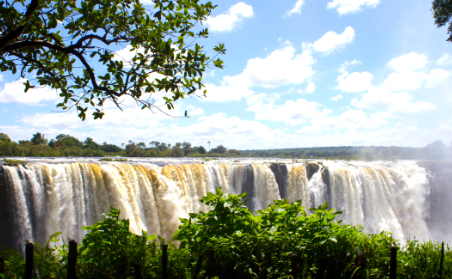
left=0, top=159, right=451, bottom=252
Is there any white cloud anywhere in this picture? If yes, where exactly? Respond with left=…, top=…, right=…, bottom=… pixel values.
left=305, top=82, right=316, bottom=93
left=224, top=44, right=315, bottom=88
left=297, top=109, right=390, bottom=135
left=286, top=0, right=304, bottom=16
left=354, top=88, right=435, bottom=113
left=436, top=53, right=452, bottom=66
left=311, top=27, right=355, bottom=54
left=0, top=79, right=60, bottom=105
left=330, top=94, right=343, bottom=101
left=326, top=0, right=380, bottom=15
left=383, top=69, right=452, bottom=91
left=247, top=98, right=330, bottom=126
left=185, top=105, right=204, bottom=116
left=337, top=71, right=373, bottom=92
left=383, top=72, right=428, bottom=91
left=388, top=52, right=428, bottom=72
left=200, top=83, right=255, bottom=103
left=205, top=2, right=254, bottom=32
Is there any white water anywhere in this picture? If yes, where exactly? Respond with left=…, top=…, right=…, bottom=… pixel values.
left=0, top=160, right=434, bottom=251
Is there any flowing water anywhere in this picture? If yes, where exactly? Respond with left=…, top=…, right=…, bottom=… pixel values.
left=0, top=159, right=448, bottom=252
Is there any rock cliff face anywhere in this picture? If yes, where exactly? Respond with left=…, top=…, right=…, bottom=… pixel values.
left=418, top=161, right=452, bottom=241
left=0, top=167, right=14, bottom=250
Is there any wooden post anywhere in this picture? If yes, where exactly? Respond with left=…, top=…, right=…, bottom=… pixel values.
left=25, top=243, right=34, bottom=279
left=438, top=241, right=445, bottom=277
left=291, top=254, right=298, bottom=279
left=134, top=262, right=143, bottom=279
left=162, top=244, right=168, bottom=279
left=67, top=240, right=78, bottom=279
left=207, top=250, right=215, bottom=277
left=192, top=254, right=204, bottom=279
left=0, top=256, right=4, bottom=274
left=390, top=246, right=397, bottom=279
left=67, top=239, right=78, bottom=279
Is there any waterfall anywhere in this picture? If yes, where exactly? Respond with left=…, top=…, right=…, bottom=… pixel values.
left=0, top=160, right=445, bottom=252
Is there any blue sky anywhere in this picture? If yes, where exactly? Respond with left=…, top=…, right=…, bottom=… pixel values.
left=2, top=0, right=452, bottom=150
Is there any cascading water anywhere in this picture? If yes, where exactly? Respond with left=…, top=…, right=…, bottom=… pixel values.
left=0, top=159, right=448, bottom=252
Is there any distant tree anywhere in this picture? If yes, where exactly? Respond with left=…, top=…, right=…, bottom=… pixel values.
left=182, top=142, right=192, bottom=149
left=175, top=142, right=182, bottom=147
left=137, top=142, right=146, bottom=148
left=154, top=141, right=161, bottom=148
left=172, top=146, right=184, bottom=157
left=424, top=140, right=446, bottom=160
left=198, top=146, right=206, bottom=154
left=0, top=133, right=11, bottom=142
left=228, top=149, right=240, bottom=155
left=184, top=147, right=193, bottom=156
left=126, top=143, right=137, bottom=155
left=211, top=145, right=227, bottom=154
left=101, top=143, right=122, bottom=153
left=157, top=142, right=167, bottom=151
left=167, top=144, right=172, bottom=149
left=149, top=141, right=155, bottom=147
left=31, top=132, right=48, bottom=145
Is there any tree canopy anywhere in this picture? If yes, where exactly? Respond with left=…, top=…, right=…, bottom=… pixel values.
left=0, top=0, right=225, bottom=120
left=432, top=0, right=452, bottom=42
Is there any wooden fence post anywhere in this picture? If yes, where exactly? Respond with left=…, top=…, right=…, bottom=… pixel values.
left=67, top=239, right=78, bottom=279
left=162, top=244, right=168, bottom=279
left=0, top=256, right=4, bottom=274
left=192, top=254, right=204, bottom=279
left=25, top=243, right=34, bottom=279
left=134, top=262, right=143, bottom=279
left=207, top=250, right=215, bottom=277
left=438, top=241, right=445, bottom=277
left=291, top=254, right=298, bottom=279
left=390, top=245, right=397, bottom=279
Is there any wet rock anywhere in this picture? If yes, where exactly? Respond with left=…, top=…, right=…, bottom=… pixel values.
left=305, top=163, right=320, bottom=181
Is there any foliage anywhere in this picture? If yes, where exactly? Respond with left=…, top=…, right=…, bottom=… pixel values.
left=2, top=158, right=27, bottom=165
left=0, top=0, right=225, bottom=120
left=0, top=191, right=451, bottom=278
left=432, top=0, right=452, bottom=42
left=0, top=133, right=11, bottom=142
left=0, top=132, right=231, bottom=158
left=210, top=145, right=227, bottom=154
left=30, top=133, right=48, bottom=145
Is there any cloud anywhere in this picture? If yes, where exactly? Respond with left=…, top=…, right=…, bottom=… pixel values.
left=383, top=69, right=452, bottom=91
left=330, top=94, right=343, bottom=101
left=205, top=2, right=254, bottom=32
left=436, top=53, right=452, bottom=66
left=354, top=88, right=435, bottom=113
left=0, top=79, right=60, bottom=105
left=310, top=27, right=355, bottom=54
left=326, top=0, right=380, bottom=15
left=337, top=71, right=373, bottom=92
left=224, top=44, right=315, bottom=88
left=388, top=52, right=428, bottom=72
left=286, top=0, right=304, bottom=16
left=297, top=109, right=390, bottom=135
left=305, top=82, right=316, bottom=93
left=200, top=83, right=255, bottom=103
left=247, top=97, right=331, bottom=126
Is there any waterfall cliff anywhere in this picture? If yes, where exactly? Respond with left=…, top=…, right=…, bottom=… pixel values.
left=0, top=160, right=445, bottom=252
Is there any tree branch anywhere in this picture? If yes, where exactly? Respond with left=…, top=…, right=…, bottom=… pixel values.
left=0, top=0, right=40, bottom=51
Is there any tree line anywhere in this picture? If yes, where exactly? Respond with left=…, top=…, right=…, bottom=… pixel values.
left=0, top=132, right=240, bottom=158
